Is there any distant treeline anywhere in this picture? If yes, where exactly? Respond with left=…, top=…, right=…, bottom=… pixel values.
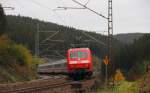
left=4, top=15, right=120, bottom=59
left=5, top=15, right=150, bottom=79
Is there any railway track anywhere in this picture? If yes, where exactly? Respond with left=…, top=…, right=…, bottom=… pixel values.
left=0, top=76, right=97, bottom=93
left=0, top=77, right=70, bottom=93
left=2, top=81, right=71, bottom=93
left=71, top=78, right=97, bottom=93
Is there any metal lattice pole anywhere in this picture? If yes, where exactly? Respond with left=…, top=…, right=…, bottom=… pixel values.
left=108, top=0, right=113, bottom=58
left=108, top=0, right=113, bottom=67
left=108, top=0, right=114, bottom=86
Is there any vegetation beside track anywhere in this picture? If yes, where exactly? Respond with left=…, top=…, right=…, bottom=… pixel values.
left=0, top=36, right=46, bottom=83
left=89, top=81, right=140, bottom=93
left=139, top=65, right=150, bottom=93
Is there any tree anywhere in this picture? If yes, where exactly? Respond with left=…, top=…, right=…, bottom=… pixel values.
left=0, top=4, right=6, bottom=35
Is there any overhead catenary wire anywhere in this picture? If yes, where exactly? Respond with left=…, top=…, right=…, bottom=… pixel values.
left=26, top=0, right=67, bottom=25
left=52, top=9, right=67, bottom=25
left=84, top=0, right=90, bottom=6
left=56, top=0, right=108, bottom=19
left=81, top=31, right=106, bottom=46
left=57, top=7, right=86, bottom=10
left=23, top=0, right=67, bottom=58
left=40, top=31, right=60, bottom=44
left=5, top=0, right=67, bottom=58
left=25, top=0, right=52, bottom=10
left=1, top=1, right=15, bottom=12
left=12, top=0, right=39, bottom=18
left=72, top=0, right=108, bottom=19
left=2, top=7, right=14, bottom=10
left=56, top=0, right=107, bottom=47
left=28, top=0, right=67, bottom=25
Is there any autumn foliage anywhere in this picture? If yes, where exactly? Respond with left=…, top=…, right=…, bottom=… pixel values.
left=0, top=36, right=37, bottom=82
left=114, top=69, right=125, bottom=81
left=0, top=36, right=32, bottom=67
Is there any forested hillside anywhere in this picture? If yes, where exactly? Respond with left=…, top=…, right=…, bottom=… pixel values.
left=5, top=15, right=121, bottom=60
left=5, top=15, right=150, bottom=79
left=114, top=33, right=150, bottom=80
left=114, top=33, right=144, bottom=44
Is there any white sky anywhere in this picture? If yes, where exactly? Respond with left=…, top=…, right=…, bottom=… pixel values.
left=1, top=0, right=150, bottom=34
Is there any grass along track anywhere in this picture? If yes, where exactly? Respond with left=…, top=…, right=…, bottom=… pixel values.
left=88, top=81, right=140, bottom=93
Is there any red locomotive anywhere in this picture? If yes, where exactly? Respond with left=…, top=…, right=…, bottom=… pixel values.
left=67, top=48, right=93, bottom=79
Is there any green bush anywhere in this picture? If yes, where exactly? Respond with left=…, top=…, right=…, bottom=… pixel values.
left=127, top=60, right=150, bottom=80
left=0, top=36, right=33, bottom=69
left=11, top=44, right=32, bottom=68
left=0, top=36, right=38, bottom=82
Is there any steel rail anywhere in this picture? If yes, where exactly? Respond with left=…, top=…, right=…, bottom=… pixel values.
left=1, top=77, right=97, bottom=93
left=1, top=80, right=71, bottom=93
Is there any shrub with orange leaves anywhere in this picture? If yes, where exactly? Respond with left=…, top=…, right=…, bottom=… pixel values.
left=114, top=69, right=125, bottom=81
left=0, top=35, right=11, bottom=44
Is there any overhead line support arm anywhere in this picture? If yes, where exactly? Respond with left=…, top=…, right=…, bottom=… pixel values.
left=72, top=0, right=108, bottom=19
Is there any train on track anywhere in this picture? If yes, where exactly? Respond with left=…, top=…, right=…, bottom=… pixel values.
left=38, top=48, right=94, bottom=79
left=67, top=48, right=93, bottom=79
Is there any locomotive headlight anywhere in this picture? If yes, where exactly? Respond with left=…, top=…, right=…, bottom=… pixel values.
left=69, top=61, right=77, bottom=64
left=81, top=60, right=89, bottom=63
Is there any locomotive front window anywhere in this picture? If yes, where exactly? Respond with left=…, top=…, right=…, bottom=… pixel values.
left=70, top=51, right=88, bottom=58
left=70, top=52, right=77, bottom=58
